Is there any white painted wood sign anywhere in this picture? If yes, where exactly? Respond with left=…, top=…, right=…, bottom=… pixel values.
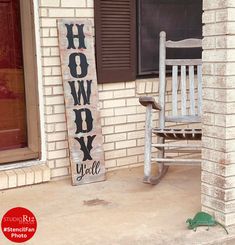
left=58, top=19, right=105, bottom=185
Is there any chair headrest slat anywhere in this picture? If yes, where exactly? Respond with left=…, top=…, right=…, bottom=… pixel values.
left=166, top=39, right=202, bottom=48
left=165, top=59, right=202, bottom=66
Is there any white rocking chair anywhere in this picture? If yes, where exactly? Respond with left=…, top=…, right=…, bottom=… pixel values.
left=139, top=31, right=202, bottom=185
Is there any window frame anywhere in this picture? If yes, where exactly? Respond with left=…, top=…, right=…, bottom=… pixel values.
left=0, top=0, right=40, bottom=164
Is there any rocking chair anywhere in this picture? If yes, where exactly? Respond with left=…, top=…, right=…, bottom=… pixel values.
left=139, top=31, right=202, bottom=185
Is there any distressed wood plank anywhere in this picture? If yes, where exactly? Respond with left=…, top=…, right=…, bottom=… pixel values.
left=153, top=143, right=201, bottom=148
left=159, top=31, right=166, bottom=129
left=197, top=64, right=202, bottom=116
left=58, top=19, right=105, bottom=185
left=143, top=104, right=152, bottom=179
left=165, top=59, right=202, bottom=66
left=189, top=65, right=195, bottom=115
left=152, top=158, right=201, bottom=164
left=172, top=65, right=178, bottom=116
left=165, top=115, right=201, bottom=123
left=152, top=127, right=202, bottom=140
left=139, top=96, right=161, bottom=110
left=166, top=38, right=202, bottom=48
left=181, top=65, right=187, bottom=115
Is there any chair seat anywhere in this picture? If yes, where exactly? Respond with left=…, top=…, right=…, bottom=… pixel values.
left=152, top=128, right=202, bottom=140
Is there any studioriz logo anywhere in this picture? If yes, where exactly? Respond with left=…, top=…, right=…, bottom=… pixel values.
left=1, top=207, right=37, bottom=243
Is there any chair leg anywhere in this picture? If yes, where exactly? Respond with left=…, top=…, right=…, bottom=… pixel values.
left=148, top=137, right=169, bottom=185
left=142, top=106, right=169, bottom=185
left=143, top=105, right=152, bottom=183
left=149, top=165, right=169, bottom=185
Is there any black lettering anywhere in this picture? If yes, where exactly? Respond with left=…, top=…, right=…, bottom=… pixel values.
left=85, top=168, right=91, bottom=175
left=74, top=108, right=93, bottom=134
left=68, top=53, right=89, bottom=78
left=92, top=161, right=101, bottom=175
left=65, top=23, right=86, bottom=49
left=76, top=164, right=85, bottom=181
left=76, top=161, right=101, bottom=182
left=68, top=80, right=92, bottom=105
left=75, top=135, right=96, bottom=161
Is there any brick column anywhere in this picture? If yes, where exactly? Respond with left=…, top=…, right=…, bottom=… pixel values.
left=202, top=0, right=235, bottom=226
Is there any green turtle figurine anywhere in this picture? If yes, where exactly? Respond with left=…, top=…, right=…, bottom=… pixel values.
left=186, top=211, right=229, bottom=234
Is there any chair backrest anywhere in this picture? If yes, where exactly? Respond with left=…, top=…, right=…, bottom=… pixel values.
left=158, top=31, right=202, bottom=129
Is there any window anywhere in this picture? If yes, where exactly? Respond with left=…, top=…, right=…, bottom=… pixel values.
left=95, top=0, right=202, bottom=83
left=0, top=0, right=40, bottom=164
left=138, top=0, right=202, bottom=75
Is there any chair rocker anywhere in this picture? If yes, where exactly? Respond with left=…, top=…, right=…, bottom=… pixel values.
left=139, top=31, right=202, bottom=185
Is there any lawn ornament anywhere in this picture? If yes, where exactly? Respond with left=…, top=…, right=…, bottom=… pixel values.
left=186, top=212, right=228, bottom=234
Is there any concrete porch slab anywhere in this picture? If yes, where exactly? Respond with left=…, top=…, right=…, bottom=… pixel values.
left=0, top=165, right=235, bottom=245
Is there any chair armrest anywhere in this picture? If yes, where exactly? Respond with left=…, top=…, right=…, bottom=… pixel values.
left=139, top=96, right=162, bottom=111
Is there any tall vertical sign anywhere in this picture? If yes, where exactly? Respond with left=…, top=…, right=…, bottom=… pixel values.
left=58, top=19, right=105, bottom=185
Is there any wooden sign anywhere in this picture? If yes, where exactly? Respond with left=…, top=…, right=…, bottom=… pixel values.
left=58, top=19, right=105, bottom=185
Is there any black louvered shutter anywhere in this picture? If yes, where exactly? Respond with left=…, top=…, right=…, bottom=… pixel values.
left=95, top=0, right=136, bottom=83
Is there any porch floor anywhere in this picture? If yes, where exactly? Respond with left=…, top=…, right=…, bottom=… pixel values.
left=1, top=165, right=235, bottom=245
